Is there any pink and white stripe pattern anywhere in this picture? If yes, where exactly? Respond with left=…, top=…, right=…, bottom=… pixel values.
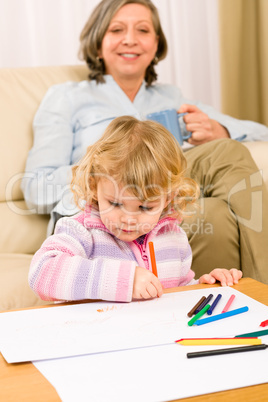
left=29, top=208, right=197, bottom=303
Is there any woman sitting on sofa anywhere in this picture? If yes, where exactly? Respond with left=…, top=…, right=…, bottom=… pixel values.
left=21, top=0, right=268, bottom=283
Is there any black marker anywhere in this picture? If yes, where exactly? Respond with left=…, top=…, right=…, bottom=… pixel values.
left=195, top=293, right=213, bottom=314
left=187, top=344, right=268, bottom=359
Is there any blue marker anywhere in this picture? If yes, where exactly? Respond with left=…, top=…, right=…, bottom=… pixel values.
left=195, top=293, right=213, bottom=314
left=194, top=306, right=249, bottom=326
left=207, top=294, right=222, bottom=315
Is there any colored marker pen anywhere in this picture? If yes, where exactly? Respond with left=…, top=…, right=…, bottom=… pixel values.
left=207, top=294, right=222, bottom=315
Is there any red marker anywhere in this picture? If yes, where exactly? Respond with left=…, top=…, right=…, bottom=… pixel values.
left=260, top=320, right=268, bottom=327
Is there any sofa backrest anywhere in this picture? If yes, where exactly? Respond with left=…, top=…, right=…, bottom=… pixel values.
left=0, top=65, right=89, bottom=254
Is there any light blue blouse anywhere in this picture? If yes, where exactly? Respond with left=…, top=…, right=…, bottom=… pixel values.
left=21, top=75, right=268, bottom=233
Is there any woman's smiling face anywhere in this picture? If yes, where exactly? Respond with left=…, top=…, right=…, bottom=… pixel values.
left=99, top=3, right=159, bottom=83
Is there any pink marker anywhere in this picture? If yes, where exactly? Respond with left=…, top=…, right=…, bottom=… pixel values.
left=221, top=294, right=235, bottom=313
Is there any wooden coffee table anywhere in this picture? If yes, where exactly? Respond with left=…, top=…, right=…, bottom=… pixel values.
left=1, top=277, right=268, bottom=401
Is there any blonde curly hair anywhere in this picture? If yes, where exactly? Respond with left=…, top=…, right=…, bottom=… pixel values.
left=71, top=116, right=199, bottom=220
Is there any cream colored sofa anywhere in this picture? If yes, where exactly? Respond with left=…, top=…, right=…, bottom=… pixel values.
left=0, top=65, right=268, bottom=312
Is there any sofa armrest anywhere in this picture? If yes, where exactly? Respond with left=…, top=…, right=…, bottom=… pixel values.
left=243, top=142, right=268, bottom=189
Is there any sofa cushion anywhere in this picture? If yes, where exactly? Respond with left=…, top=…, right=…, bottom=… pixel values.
left=0, top=65, right=89, bottom=254
left=0, top=201, right=48, bottom=254
left=0, top=254, right=51, bottom=312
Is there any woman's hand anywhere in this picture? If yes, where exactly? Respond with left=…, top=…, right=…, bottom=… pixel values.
left=178, top=104, right=230, bottom=145
left=132, top=266, right=163, bottom=300
left=199, top=268, right=243, bottom=287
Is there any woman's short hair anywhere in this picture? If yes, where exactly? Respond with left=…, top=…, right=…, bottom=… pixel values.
left=71, top=116, right=199, bottom=220
left=79, top=0, right=168, bottom=86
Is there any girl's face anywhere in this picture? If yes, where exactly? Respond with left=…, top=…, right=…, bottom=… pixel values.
left=97, top=178, right=168, bottom=242
left=99, top=3, right=159, bottom=84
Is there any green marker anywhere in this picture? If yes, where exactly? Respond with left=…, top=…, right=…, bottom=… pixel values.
left=188, top=304, right=211, bottom=326
left=235, top=329, right=268, bottom=338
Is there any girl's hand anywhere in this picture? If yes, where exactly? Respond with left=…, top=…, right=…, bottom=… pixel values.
left=177, top=104, right=230, bottom=145
left=132, top=266, right=163, bottom=300
left=199, top=268, right=243, bottom=287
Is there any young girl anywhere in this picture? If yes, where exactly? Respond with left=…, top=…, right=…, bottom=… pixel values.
left=29, top=116, right=242, bottom=302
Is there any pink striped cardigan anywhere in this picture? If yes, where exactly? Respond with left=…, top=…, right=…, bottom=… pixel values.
left=29, top=207, right=197, bottom=302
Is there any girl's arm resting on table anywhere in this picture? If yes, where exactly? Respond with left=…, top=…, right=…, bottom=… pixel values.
left=28, top=218, right=136, bottom=303
left=199, top=268, right=243, bottom=287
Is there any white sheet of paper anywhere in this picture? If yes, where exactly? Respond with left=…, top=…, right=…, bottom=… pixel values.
left=33, top=339, right=268, bottom=402
left=1, top=287, right=268, bottom=363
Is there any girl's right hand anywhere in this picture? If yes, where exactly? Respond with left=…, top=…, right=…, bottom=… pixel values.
left=132, top=266, right=163, bottom=300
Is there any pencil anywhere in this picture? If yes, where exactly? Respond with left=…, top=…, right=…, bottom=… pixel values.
left=148, top=241, right=158, bottom=277
left=187, top=344, right=268, bottom=359
left=175, top=338, right=262, bottom=346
